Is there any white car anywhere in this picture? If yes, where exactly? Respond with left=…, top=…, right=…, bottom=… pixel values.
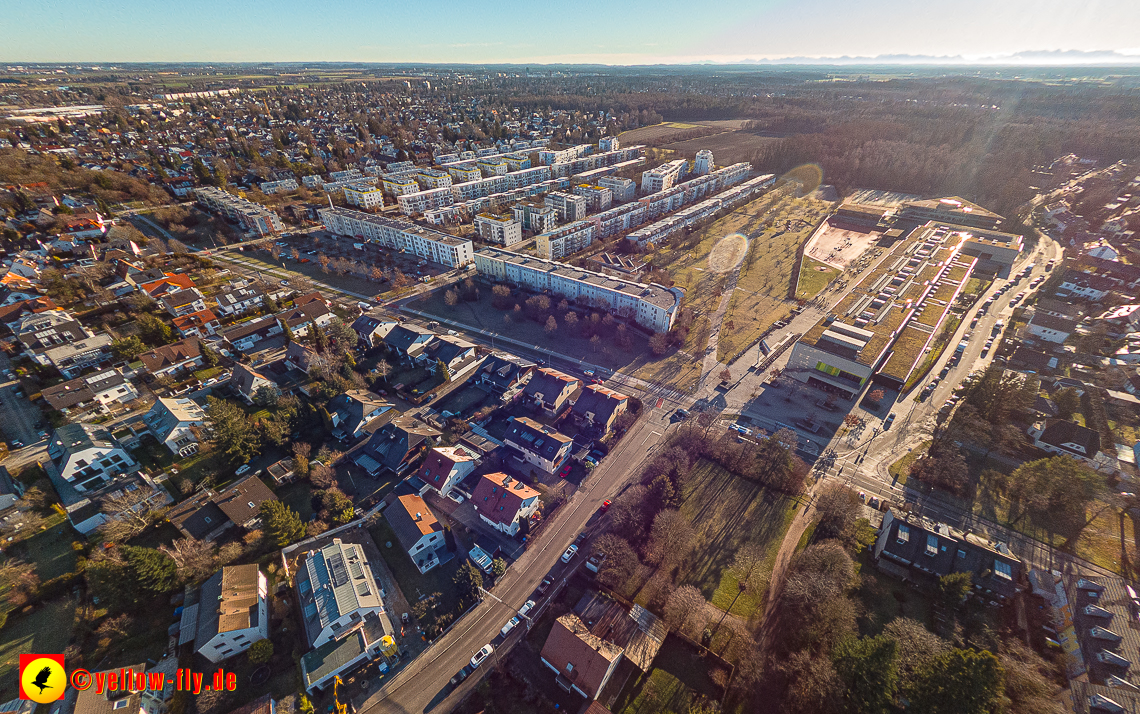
left=500, top=617, right=520, bottom=637
left=519, top=600, right=536, bottom=618
left=561, top=544, right=578, bottom=563
left=470, top=644, right=493, bottom=668
left=235, top=464, right=252, bottom=476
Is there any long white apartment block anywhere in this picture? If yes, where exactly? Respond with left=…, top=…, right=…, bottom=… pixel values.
left=345, top=185, right=385, bottom=210
left=641, top=159, right=689, bottom=194
left=536, top=220, right=597, bottom=259
left=539, top=144, right=593, bottom=165
left=302, top=174, right=326, bottom=189
left=452, top=175, right=510, bottom=202
left=474, top=248, right=683, bottom=334
left=422, top=177, right=572, bottom=225
left=447, top=164, right=482, bottom=182
left=194, top=187, right=284, bottom=233
left=626, top=174, right=776, bottom=248
left=477, top=159, right=508, bottom=177
left=323, top=177, right=379, bottom=193
left=598, top=176, right=636, bottom=203
left=573, top=184, right=613, bottom=213
left=397, top=186, right=455, bottom=214
left=505, top=166, right=552, bottom=189
left=475, top=214, right=524, bottom=246
left=318, top=207, right=474, bottom=268
left=550, top=146, right=645, bottom=179
left=545, top=192, right=587, bottom=222
left=383, top=175, right=422, bottom=197
left=594, top=202, right=647, bottom=239
left=504, top=154, right=531, bottom=171
left=329, top=169, right=364, bottom=182
left=260, top=178, right=298, bottom=195
left=414, top=169, right=452, bottom=190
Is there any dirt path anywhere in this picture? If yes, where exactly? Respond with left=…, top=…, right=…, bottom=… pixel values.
left=699, top=234, right=749, bottom=387
left=757, top=495, right=817, bottom=653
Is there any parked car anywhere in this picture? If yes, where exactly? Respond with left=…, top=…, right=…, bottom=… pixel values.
left=235, top=464, right=252, bottom=476
left=500, top=617, right=520, bottom=637
left=450, top=666, right=471, bottom=688
left=883, top=413, right=896, bottom=429
left=536, top=575, right=554, bottom=596
left=558, top=463, right=573, bottom=479
left=561, top=545, right=578, bottom=563
left=575, top=531, right=588, bottom=545
left=519, top=600, right=536, bottom=618
left=599, top=500, right=612, bottom=513
left=470, top=644, right=494, bottom=668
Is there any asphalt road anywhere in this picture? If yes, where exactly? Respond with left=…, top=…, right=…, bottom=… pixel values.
left=358, top=409, right=673, bottom=714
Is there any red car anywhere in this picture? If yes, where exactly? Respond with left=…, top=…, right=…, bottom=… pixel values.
left=599, top=499, right=612, bottom=513
left=591, top=378, right=605, bottom=385
left=559, top=463, right=572, bottom=479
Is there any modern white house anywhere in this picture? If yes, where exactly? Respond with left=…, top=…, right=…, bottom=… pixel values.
left=180, top=564, right=269, bottom=663
left=144, top=397, right=207, bottom=456
left=296, top=539, right=389, bottom=649
left=48, top=423, right=138, bottom=493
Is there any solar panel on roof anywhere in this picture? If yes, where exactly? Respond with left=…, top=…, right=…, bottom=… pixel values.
left=327, top=553, right=349, bottom=587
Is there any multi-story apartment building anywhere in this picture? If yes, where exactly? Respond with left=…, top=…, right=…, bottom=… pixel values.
left=194, top=187, right=284, bottom=233
left=545, top=191, right=587, bottom=222
left=599, top=176, right=636, bottom=203
left=446, top=164, right=482, bottom=183
left=477, top=159, right=508, bottom=177
left=694, top=150, right=714, bottom=176
left=397, top=186, right=455, bottom=215
left=598, top=136, right=620, bottom=152
left=505, top=165, right=552, bottom=189
left=451, top=175, right=511, bottom=202
left=475, top=214, right=524, bottom=246
left=413, top=168, right=452, bottom=190
left=344, top=185, right=385, bottom=210
left=594, top=202, right=648, bottom=239
left=626, top=216, right=687, bottom=248
left=504, top=154, right=531, bottom=171
left=573, top=184, right=613, bottom=213
left=536, top=221, right=597, bottom=259
left=639, top=185, right=687, bottom=219
left=259, top=178, right=298, bottom=195
left=640, top=159, right=689, bottom=194
left=539, top=145, right=593, bottom=165
left=48, top=423, right=138, bottom=492
left=329, top=169, right=364, bottom=182
left=475, top=248, right=684, bottom=334
left=382, top=176, right=421, bottom=198
left=319, top=207, right=475, bottom=268
left=302, top=174, right=326, bottom=189
left=512, top=203, right=558, bottom=233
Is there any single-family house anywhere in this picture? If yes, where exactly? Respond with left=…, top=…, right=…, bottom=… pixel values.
left=295, top=538, right=389, bottom=649
left=1027, top=313, right=1077, bottom=345
left=420, top=335, right=477, bottom=375
left=73, top=662, right=171, bottom=714
left=1030, top=419, right=1102, bottom=463
left=172, top=309, right=221, bottom=338
left=350, top=315, right=397, bottom=350
left=414, top=445, right=480, bottom=498
left=139, top=337, right=203, bottom=378
left=471, top=471, right=540, bottom=536
left=222, top=316, right=282, bottom=352
left=571, top=385, right=629, bottom=435
left=169, top=475, right=277, bottom=541
left=284, top=341, right=321, bottom=374
left=43, top=368, right=138, bottom=414
left=139, top=273, right=195, bottom=299
left=474, top=353, right=535, bottom=396
left=275, top=301, right=334, bottom=338
left=64, top=471, right=171, bottom=536
left=179, top=564, right=268, bottom=663
left=214, top=285, right=265, bottom=317
left=384, top=324, right=435, bottom=362
left=162, top=288, right=208, bottom=317
left=41, top=334, right=113, bottom=378
left=523, top=368, right=580, bottom=416
left=144, top=397, right=207, bottom=456
left=503, top=417, right=574, bottom=474
left=354, top=415, right=441, bottom=476
left=230, top=364, right=278, bottom=404
left=384, top=495, right=446, bottom=574
left=327, top=390, right=394, bottom=440
left=17, top=310, right=89, bottom=351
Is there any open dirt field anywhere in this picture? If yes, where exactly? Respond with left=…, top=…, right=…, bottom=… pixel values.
left=707, top=233, right=748, bottom=273
left=618, top=119, right=752, bottom=146
left=845, top=188, right=922, bottom=208
left=804, top=219, right=883, bottom=270
left=663, top=129, right=779, bottom=163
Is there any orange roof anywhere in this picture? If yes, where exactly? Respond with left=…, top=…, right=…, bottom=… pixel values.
left=140, top=273, right=195, bottom=295
left=395, top=495, right=440, bottom=536
left=172, top=309, right=219, bottom=331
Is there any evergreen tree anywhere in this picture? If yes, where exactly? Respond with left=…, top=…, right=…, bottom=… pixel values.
left=123, top=546, right=179, bottom=593
left=207, top=396, right=262, bottom=464
left=260, top=500, right=306, bottom=547
left=453, top=561, right=484, bottom=604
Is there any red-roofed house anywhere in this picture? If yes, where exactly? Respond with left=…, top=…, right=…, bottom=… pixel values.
left=384, top=495, right=446, bottom=574
left=413, top=445, right=479, bottom=498
left=140, top=273, right=196, bottom=299
left=62, top=214, right=107, bottom=239
left=471, top=472, right=540, bottom=536
left=173, top=309, right=221, bottom=338
left=139, top=337, right=203, bottom=378
left=571, top=385, right=629, bottom=435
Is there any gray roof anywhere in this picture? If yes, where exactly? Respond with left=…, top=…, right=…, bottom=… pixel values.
left=48, top=423, right=114, bottom=463
left=296, top=539, right=384, bottom=647
left=384, top=324, right=435, bottom=354
left=363, top=415, right=441, bottom=474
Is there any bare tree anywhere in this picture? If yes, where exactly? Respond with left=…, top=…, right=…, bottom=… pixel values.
left=98, top=486, right=166, bottom=542
left=644, top=509, right=695, bottom=568
left=814, top=484, right=862, bottom=542
left=0, top=557, right=39, bottom=608
left=159, top=537, right=218, bottom=585
left=310, top=462, right=336, bottom=489
left=663, top=585, right=707, bottom=636
left=729, top=542, right=770, bottom=593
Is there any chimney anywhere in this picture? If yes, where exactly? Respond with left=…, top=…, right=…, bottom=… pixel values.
left=415, top=512, right=422, bottom=520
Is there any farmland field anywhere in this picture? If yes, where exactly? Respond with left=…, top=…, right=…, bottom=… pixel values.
left=663, top=129, right=780, bottom=164
left=618, top=119, right=749, bottom=146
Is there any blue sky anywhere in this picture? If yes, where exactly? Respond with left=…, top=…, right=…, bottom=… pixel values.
left=5, top=0, right=1140, bottom=64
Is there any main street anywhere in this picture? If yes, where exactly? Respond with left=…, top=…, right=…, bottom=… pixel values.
left=357, top=408, right=674, bottom=714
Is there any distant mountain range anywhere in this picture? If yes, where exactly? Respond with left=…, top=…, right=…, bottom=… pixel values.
left=707, top=50, right=1140, bottom=66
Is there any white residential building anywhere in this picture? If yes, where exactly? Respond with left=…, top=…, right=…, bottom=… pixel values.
left=260, top=178, right=298, bottom=195
left=640, top=159, right=688, bottom=194
left=545, top=191, right=587, bottom=222
left=397, top=186, right=455, bottom=215
left=446, top=164, right=482, bottom=183
left=599, top=176, right=636, bottom=203
left=48, top=423, right=138, bottom=492
left=475, top=248, right=683, bottom=333
left=144, top=397, right=207, bottom=456
left=598, top=136, right=620, bottom=152
left=296, top=539, right=388, bottom=649
left=382, top=176, right=421, bottom=198
left=477, top=159, right=508, bottom=177
left=512, top=203, right=558, bottom=233
left=536, top=220, right=597, bottom=259
left=384, top=495, right=446, bottom=574
left=344, top=186, right=385, bottom=210
left=475, top=214, right=524, bottom=246
left=185, top=564, right=269, bottom=663
left=194, top=187, right=284, bottom=234
left=694, top=150, right=714, bottom=176
left=573, top=184, right=613, bottom=213
left=319, top=207, right=475, bottom=268
left=413, top=169, right=452, bottom=190
left=539, top=145, right=593, bottom=165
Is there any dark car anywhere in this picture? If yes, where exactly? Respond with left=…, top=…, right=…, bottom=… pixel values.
left=450, top=665, right=472, bottom=688
left=536, top=575, right=554, bottom=596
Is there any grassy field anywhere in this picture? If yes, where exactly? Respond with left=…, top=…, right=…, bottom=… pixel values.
left=0, top=597, right=76, bottom=699
left=11, top=519, right=78, bottom=580
left=887, top=441, right=929, bottom=486
left=659, top=460, right=795, bottom=621
left=369, top=520, right=464, bottom=626
left=662, top=130, right=780, bottom=164
left=796, top=256, right=841, bottom=300
left=617, top=120, right=744, bottom=145
left=716, top=194, right=835, bottom=361
left=215, top=252, right=385, bottom=298
left=612, top=635, right=725, bottom=714
left=856, top=550, right=933, bottom=635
